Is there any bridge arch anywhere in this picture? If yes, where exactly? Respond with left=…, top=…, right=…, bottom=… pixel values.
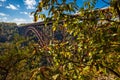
left=25, top=26, right=48, bottom=47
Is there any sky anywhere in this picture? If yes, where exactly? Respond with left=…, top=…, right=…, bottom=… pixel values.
left=0, top=0, right=109, bottom=25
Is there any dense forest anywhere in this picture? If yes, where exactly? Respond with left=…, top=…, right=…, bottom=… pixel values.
left=0, top=0, right=120, bottom=80
left=0, top=22, right=17, bottom=42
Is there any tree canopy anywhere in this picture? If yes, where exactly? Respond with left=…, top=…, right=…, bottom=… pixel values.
left=0, top=0, right=120, bottom=80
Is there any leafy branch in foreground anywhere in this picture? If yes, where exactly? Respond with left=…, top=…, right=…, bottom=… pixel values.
left=29, top=0, right=120, bottom=79
left=0, top=0, right=120, bottom=80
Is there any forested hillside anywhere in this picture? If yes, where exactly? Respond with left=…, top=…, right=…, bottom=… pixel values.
left=0, top=22, right=17, bottom=42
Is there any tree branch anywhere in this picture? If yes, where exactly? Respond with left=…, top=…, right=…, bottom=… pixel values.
left=100, top=64, right=120, bottom=78
left=113, top=2, right=120, bottom=20
left=105, top=66, right=120, bottom=78
left=102, top=0, right=110, bottom=5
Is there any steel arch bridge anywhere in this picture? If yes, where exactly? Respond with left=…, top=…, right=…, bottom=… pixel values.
left=18, top=7, right=114, bottom=47
left=18, top=20, right=65, bottom=47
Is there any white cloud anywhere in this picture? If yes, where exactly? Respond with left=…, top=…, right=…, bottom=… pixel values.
left=2, top=17, right=7, bottom=21
left=20, top=11, right=34, bottom=19
left=0, top=17, right=32, bottom=25
left=17, top=4, right=20, bottom=8
left=0, top=12, right=8, bottom=16
left=13, top=18, right=26, bottom=22
left=20, top=11, right=28, bottom=15
left=13, top=18, right=27, bottom=25
left=0, top=13, right=8, bottom=22
left=6, top=4, right=18, bottom=10
left=24, top=0, right=36, bottom=9
left=0, top=17, right=7, bottom=22
left=12, top=18, right=33, bottom=25
left=29, top=14, right=33, bottom=18
left=20, top=12, right=33, bottom=19
left=0, top=0, right=6, bottom=7
left=0, top=0, right=6, bottom=2
left=0, top=4, right=2, bottom=7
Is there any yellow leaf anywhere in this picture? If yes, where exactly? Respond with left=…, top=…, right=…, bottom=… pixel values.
left=52, top=74, right=59, bottom=80
left=64, top=23, right=67, bottom=27
left=32, top=50, right=36, bottom=55
left=52, top=26, right=56, bottom=31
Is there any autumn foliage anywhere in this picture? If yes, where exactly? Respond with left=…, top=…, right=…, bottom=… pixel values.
left=0, top=0, right=120, bottom=80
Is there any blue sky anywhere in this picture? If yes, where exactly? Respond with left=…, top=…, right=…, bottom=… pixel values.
left=0, top=0, right=109, bottom=25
